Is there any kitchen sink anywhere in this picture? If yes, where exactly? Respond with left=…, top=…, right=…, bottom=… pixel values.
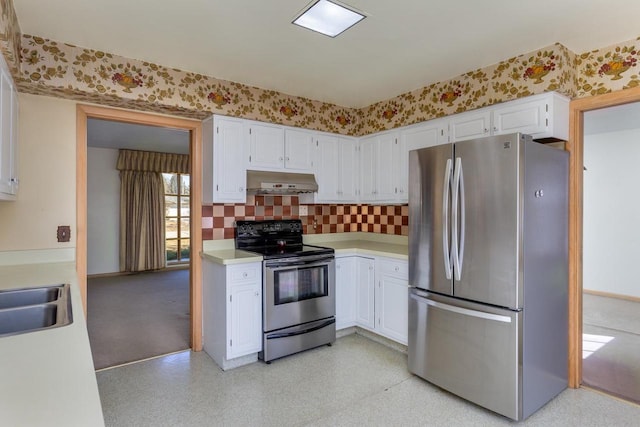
left=0, top=286, right=61, bottom=309
left=0, top=284, right=73, bottom=337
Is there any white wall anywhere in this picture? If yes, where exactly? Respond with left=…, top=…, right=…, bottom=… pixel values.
left=583, top=128, right=640, bottom=298
left=0, top=94, right=77, bottom=252
left=87, top=147, right=120, bottom=274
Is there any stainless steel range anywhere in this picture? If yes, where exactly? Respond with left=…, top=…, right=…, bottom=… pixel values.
left=235, top=219, right=336, bottom=363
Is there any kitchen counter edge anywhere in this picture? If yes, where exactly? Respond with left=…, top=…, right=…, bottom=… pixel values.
left=0, top=262, right=105, bottom=427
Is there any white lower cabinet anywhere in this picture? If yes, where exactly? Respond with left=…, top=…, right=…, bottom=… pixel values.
left=336, top=255, right=408, bottom=345
left=335, top=257, right=357, bottom=329
left=203, top=260, right=262, bottom=370
left=375, top=257, right=409, bottom=345
left=355, top=257, right=376, bottom=330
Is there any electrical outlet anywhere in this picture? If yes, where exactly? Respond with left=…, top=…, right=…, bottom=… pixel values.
left=57, top=226, right=71, bottom=243
left=299, top=205, right=308, bottom=216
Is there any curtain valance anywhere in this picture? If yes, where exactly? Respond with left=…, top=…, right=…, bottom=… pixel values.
left=116, top=149, right=189, bottom=174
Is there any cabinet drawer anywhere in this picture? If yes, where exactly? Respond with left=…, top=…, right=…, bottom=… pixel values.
left=377, top=258, right=408, bottom=278
left=228, top=264, right=261, bottom=283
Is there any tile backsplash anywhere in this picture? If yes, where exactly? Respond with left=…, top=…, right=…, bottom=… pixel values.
left=201, top=195, right=409, bottom=240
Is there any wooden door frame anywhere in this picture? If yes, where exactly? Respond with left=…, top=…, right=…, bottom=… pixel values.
left=567, top=86, right=640, bottom=387
left=76, top=104, right=203, bottom=351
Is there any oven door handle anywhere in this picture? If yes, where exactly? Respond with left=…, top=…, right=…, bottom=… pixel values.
left=265, top=256, right=334, bottom=268
left=266, top=318, right=335, bottom=340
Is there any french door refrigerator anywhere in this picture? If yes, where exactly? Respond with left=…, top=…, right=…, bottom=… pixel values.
left=407, top=133, right=568, bottom=421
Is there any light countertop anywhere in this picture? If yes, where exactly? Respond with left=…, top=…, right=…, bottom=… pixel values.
left=202, top=232, right=408, bottom=264
left=0, top=262, right=105, bottom=427
left=201, top=249, right=263, bottom=265
left=312, top=240, right=408, bottom=259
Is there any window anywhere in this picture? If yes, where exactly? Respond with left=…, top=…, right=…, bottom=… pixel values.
left=163, top=173, right=190, bottom=264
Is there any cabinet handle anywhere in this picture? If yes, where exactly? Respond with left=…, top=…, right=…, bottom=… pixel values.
left=239, top=187, right=243, bottom=192
left=394, top=266, right=399, bottom=272
left=286, top=157, right=290, bottom=161
left=279, top=157, right=284, bottom=161
left=255, top=292, right=260, bottom=297
left=484, top=128, right=488, bottom=133
left=493, top=126, right=498, bottom=132
left=243, top=272, right=248, bottom=278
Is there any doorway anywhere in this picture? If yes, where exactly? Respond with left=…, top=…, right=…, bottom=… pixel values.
left=85, top=118, right=193, bottom=369
left=567, top=86, right=640, bottom=390
left=76, top=105, right=203, bottom=358
left=580, top=102, right=640, bottom=403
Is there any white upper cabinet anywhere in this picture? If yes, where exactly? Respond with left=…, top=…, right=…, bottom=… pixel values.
left=338, top=137, right=358, bottom=201
left=491, top=92, right=569, bottom=141
left=398, top=121, right=448, bottom=202
left=449, top=92, right=569, bottom=142
left=245, top=121, right=314, bottom=172
left=359, top=131, right=401, bottom=203
left=0, top=55, right=18, bottom=201
left=202, top=115, right=247, bottom=204
left=247, top=121, right=285, bottom=170
left=449, top=110, right=492, bottom=142
left=284, top=129, right=314, bottom=171
left=300, top=133, right=358, bottom=204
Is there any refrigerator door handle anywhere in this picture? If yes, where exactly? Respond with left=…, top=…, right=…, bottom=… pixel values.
left=457, top=161, right=466, bottom=280
left=451, top=157, right=462, bottom=280
left=442, top=158, right=453, bottom=280
left=410, top=293, right=512, bottom=323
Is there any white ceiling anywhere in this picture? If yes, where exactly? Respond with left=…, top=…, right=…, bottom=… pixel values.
left=12, top=0, right=640, bottom=108
left=87, top=119, right=190, bottom=154
left=584, top=102, right=640, bottom=135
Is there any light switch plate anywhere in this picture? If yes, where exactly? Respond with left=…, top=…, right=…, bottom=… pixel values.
left=299, top=205, right=308, bottom=216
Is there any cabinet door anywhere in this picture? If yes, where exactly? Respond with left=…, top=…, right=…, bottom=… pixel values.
left=376, top=133, right=400, bottom=201
left=0, top=67, right=14, bottom=196
left=213, top=116, right=246, bottom=203
left=449, top=110, right=491, bottom=142
left=399, top=122, right=447, bottom=200
left=338, top=137, right=358, bottom=202
left=492, top=98, right=547, bottom=136
left=355, top=257, right=375, bottom=330
left=247, top=122, right=284, bottom=170
left=336, top=257, right=357, bottom=330
left=228, top=282, right=262, bottom=359
left=284, top=129, right=314, bottom=171
left=315, top=135, right=340, bottom=202
left=359, top=137, right=377, bottom=202
left=377, top=273, right=409, bottom=344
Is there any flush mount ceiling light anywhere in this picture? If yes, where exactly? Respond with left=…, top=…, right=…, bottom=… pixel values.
left=293, top=0, right=366, bottom=38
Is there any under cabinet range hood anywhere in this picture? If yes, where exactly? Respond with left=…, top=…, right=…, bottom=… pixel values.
left=246, top=170, right=318, bottom=195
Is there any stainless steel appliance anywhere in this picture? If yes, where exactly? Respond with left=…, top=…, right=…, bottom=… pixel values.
left=408, top=133, right=569, bottom=421
left=235, top=219, right=335, bottom=362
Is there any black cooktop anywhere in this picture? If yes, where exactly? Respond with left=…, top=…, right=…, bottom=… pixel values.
left=235, top=220, right=334, bottom=259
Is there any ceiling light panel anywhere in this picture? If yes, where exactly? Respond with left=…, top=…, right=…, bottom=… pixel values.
left=293, top=0, right=365, bottom=38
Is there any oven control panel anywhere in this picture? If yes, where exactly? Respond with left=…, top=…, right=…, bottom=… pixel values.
left=236, top=220, right=302, bottom=238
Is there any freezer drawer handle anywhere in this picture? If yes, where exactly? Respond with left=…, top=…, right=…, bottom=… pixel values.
left=410, top=293, right=512, bottom=323
left=442, top=158, right=453, bottom=279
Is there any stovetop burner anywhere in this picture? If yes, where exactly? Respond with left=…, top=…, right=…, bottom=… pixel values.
left=235, top=219, right=333, bottom=259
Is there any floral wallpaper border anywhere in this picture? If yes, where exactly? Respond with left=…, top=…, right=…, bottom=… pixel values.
left=1, top=0, right=640, bottom=136
left=0, top=0, right=21, bottom=74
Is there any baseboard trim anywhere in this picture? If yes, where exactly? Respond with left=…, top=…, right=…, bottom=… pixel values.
left=584, top=289, right=640, bottom=303
left=88, top=265, right=190, bottom=279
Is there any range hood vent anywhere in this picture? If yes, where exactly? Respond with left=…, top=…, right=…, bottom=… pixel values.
left=246, top=170, right=318, bottom=195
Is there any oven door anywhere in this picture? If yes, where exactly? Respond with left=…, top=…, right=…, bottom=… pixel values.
left=263, top=255, right=335, bottom=332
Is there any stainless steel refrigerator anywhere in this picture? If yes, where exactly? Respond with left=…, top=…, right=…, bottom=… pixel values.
left=407, top=133, right=568, bottom=421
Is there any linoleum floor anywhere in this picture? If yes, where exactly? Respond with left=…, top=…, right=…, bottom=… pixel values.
left=97, top=333, right=640, bottom=426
